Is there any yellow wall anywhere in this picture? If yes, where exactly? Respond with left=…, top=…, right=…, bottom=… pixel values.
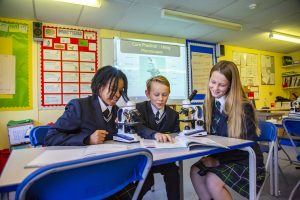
left=0, top=17, right=299, bottom=149
left=218, top=46, right=300, bottom=108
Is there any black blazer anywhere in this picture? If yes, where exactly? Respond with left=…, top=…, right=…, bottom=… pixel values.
left=210, top=102, right=264, bottom=168
left=135, top=101, right=180, bottom=139
left=45, top=95, right=118, bottom=146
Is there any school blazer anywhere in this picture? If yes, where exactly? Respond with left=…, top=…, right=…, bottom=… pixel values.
left=45, top=95, right=118, bottom=146
left=135, top=101, right=180, bottom=139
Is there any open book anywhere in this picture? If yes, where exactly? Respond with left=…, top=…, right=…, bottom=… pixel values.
left=25, top=144, right=128, bottom=168
left=141, top=136, right=228, bottom=150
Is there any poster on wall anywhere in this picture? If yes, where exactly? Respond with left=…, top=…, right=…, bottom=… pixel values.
left=0, top=18, right=32, bottom=111
left=41, top=26, right=98, bottom=107
left=233, top=52, right=259, bottom=86
left=191, top=52, right=213, bottom=94
left=261, top=55, right=275, bottom=85
left=186, top=40, right=217, bottom=96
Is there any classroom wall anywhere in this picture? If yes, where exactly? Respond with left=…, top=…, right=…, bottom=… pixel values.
left=219, top=46, right=300, bottom=108
left=0, top=17, right=299, bottom=149
left=0, top=18, right=185, bottom=149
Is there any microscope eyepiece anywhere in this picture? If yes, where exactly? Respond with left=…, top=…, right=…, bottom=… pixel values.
left=188, top=90, right=198, bottom=101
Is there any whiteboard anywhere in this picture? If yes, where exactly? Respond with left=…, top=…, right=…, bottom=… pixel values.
left=114, top=38, right=187, bottom=103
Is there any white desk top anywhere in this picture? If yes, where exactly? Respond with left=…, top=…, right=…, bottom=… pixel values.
left=0, top=135, right=254, bottom=192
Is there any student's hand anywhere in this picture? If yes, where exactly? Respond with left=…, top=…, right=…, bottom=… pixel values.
left=201, top=156, right=220, bottom=167
left=89, top=130, right=109, bottom=145
left=154, top=133, right=174, bottom=143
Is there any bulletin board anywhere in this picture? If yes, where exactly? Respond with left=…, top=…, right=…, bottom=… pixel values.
left=232, top=52, right=259, bottom=86
left=40, top=26, right=98, bottom=107
left=186, top=40, right=217, bottom=95
left=0, top=18, right=32, bottom=110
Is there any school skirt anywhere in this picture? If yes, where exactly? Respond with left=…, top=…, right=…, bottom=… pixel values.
left=193, top=161, right=265, bottom=199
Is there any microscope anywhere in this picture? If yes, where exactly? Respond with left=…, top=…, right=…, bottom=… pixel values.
left=178, top=90, right=207, bottom=137
left=289, top=97, right=300, bottom=115
left=113, top=92, right=141, bottom=143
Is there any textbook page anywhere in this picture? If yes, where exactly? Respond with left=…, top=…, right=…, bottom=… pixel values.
left=179, top=136, right=229, bottom=149
left=140, top=139, right=189, bottom=153
left=140, top=137, right=228, bottom=150
left=140, top=139, right=185, bottom=149
left=82, top=144, right=128, bottom=157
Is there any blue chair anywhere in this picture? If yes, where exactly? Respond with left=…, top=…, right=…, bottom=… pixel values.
left=15, top=148, right=153, bottom=200
left=257, top=120, right=278, bottom=198
left=29, top=125, right=51, bottom=147
left=282, top=118, right=300, bottom=200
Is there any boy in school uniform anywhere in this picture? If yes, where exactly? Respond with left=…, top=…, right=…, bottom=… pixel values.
left=45, top=65, right=135, bottom=200
left=135, top=75, right=180, bottom=200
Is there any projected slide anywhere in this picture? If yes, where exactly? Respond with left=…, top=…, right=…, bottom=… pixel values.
left=115, top=39, right=187, bottom=102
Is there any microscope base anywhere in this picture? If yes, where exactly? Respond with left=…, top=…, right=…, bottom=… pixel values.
left=178, top=129, right=207, bottom=137
left=113, top=133, right=140, bottom=143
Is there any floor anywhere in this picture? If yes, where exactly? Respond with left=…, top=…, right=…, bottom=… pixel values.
left=143, top=145, right=300, bottom=200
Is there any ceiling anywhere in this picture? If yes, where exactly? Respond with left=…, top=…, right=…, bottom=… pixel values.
left=1, top=0, right=300, bottom=53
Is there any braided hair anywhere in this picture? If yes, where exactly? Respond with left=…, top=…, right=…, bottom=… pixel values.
left=91, top=65, right=128, bottom=99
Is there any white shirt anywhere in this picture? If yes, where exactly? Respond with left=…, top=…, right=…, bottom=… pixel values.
left=215, top=96, right=226, bottom=113
left=150, top=102, right=164, bottom=119
left=98, top=96, right=112, bottom=113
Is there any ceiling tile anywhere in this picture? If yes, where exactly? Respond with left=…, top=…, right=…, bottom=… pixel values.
left=34, top=0, right=83, bottom=25
left=0, top=0, right=34, bottom=20
left=79, top=0, right=132, bottom=29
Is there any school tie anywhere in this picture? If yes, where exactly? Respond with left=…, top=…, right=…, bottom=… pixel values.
left=215, top=101, right=221, bottom=112
left=212, top=101, right=221, bottom=134
left=103, top=108, right=112, bottom=122
left=155, top=111, right=160, bottom=121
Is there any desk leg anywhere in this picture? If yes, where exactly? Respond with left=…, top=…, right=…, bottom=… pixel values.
left=179, top=160, right=184, bottom=200
left=274, top=137, right=279, bottom=196
left=270, top=142, right=274, bottom=195
left=1, top=192, right=9, bottom=200
left=241, top=147, right=256, bottom=200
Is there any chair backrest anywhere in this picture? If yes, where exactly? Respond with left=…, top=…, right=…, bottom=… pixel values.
left=282, top=117, right=300, bottom=161
left=29, top=126, right=51, bottom=147
left=282, top=118, right=300, bottom=200
left=282, top=118, right=300, bottom=137
left=258, top=120, right=277, bottom=142
left=256, top=120, right=277, bottom=200
left=15, top=148, right=153, bottom=200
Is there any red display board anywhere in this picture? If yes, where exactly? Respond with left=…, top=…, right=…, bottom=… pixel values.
left=40, top=26, right=98, bottom=107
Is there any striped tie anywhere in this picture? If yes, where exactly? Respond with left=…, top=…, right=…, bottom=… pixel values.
left=215, top=101, right=221, bottom=112
left=212, top=101, right=221, bottom=134
left=155, top=111, right=160, bottom=121
left=103, top=109, right=112, bottom=122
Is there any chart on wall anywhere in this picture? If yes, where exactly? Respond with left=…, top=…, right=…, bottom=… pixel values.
left=0, top=18, right=32, bottom=111
left=232, top=52, right=258, bottom=86
left=40, top=26, right=98, bottom=107
left=186, top=40, right=217, bottom=95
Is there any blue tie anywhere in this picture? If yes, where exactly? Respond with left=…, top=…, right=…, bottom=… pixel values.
left=215, top=101, right=221, bottom=112
left=212, top=101, right=221, bottom=134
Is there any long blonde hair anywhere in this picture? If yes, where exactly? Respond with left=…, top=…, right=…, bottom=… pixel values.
left=204, top=61, right=258, bottom=138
